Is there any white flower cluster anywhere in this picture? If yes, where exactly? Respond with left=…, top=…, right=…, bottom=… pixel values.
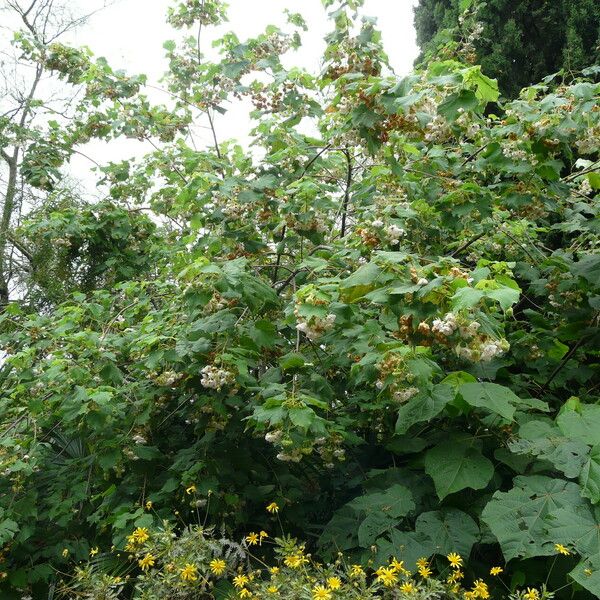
left=456, top=110, right=481, bottom=137
left=222, top=202, right=247, bottom=219
left=432, top=312, right=458, bottom=336
left=386, top=224, right=406, bottom=245
left=578, top=178, right=593, bottom=195
left=132, top=434, right=147, bottom=445
left=200, top=364, right=235, bottom=390
left=296, top=313, right=336, bottom=340
left=276, top=451, right=303, bottom=463
left=204, top=292, right=227, bottom=313
left=264, top=430, right=283, bottom=443
left=393, top=387, right=419, bottom=403
left=457, top=338, right=509, bottom=362
left=576, top=127, right=600, bottom=155
left=424, top=114, right=451, bottom=143
left=502, top=145, right=529, bottom=162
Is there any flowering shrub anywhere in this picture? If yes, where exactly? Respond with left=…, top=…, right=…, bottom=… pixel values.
left=0, top=0, right=599, bottom=598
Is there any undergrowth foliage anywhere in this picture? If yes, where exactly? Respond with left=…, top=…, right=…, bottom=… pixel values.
left=0, top=0, right=599, bottom=597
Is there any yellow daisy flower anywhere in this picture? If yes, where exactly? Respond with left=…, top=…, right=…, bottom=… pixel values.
left=185, top=484, right=197, bottom=495
left=89, top=547, right=99, bottom=557
left=233, top=574, right=250, bottom=588
left=132, top=527, right=150, bottom=544
left=400, top=581, right=416, bottom=593
left=490, top=566, right=503, bottom=576
left=554, top=543, right=570, bottom=556
left=416, top=557, right=429, bottom=569
left=349, top=564, right=364, bottom=577
left=210, top=558, right=226, bottom=575
left=138, top=553, right=155, bottom=571
left=239, top=588, right=252, bottom=598
left=327, top=576, right=341, bottom=590
left=472, top=579, right=490, bottom=599
left=180, top=563, right=198, bottom=582
left=376, top=567, right=398, bottom=587
left=284, top=553, right=308, bottom=569
left=266, top=502, right=279, bottom=514
left=447, top=552, right=462, bottom=569
left=246, top=532, right=259, bottom=546
left=523, top=588, right=539, bottom=600
left=312, top=584, right=332, bottom=600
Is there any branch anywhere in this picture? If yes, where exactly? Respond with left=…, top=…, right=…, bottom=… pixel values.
left=6, top=234, right=33, bottom=263
left=340, top=149, right=352, bottom=237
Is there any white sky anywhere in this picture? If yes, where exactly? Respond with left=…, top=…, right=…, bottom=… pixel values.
left=6, top=0, right=419, bottom=193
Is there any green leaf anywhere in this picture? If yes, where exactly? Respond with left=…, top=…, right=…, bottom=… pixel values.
left=588, top=172, right=600, bottom=190
left=581, top=445, right=600, bottom=504
left=340, top=263, right=382, bottom=301
left=288, top=407, right=315, bottom=429
left=0, top=516, right=19, bottom=545
left=459, top=382, right=518, bottom=421
left=414, top=509, right=479, bottom=557
left=395, top=384, right=454, bottom=434
left=551, top=505, right=600, bottom=556
left=279, top=352, right=307, bottom=371
left=557, top=405, right=600, bottom=446
left=349, top=484, right=415, bottom=519
left=450, top=287, right=484, bottom=309
left=570, top=554, right=600, bottom=598
left=481, top=475, right=584, bottom=561
left=358, top=512, right=396, bottom=546
left=424, top=436, right=494, bottom=500
left=438, top=89, right=478, bottom=121
left=508, top=420, right=589, bottom=478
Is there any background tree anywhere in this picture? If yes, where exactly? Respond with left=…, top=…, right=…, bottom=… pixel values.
left=413, top=0, right=600, bottom=98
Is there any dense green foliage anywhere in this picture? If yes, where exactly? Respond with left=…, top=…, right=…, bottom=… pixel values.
left=414, top=0, right=600, bottom=98
left=0, top=0, right=599, bottom=598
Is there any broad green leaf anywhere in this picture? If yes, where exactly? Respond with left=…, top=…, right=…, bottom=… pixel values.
left=358, top=512, right=396, bottom=546
left=450, top=287, right=483, bottom=309
left=340, top=263, right=382, bottom=302
left=570, top=554, right=600, bottom=597
left=459, top=382, right=519, bottom=421
left=557, top=405, right=600, bottom=446
left=279, top=352, right=307, bottom=370
left=387, top=529, right=435, bottom=569
left=509, top=420, right=589, bottom=478
left=551, top=505, right=600, bottom=557
left=414, top=509, right=479, bottom=557
left=395, top=384, right=454, bottom=434
left=580, top=445, right=600, bottom=504
left=349, top=484, right=415, bottom=520
left=481, top=476, right=584, bottom=561
left=438, top=89, right=478, bottom=121
left=424, top=436, right=494, bottom=500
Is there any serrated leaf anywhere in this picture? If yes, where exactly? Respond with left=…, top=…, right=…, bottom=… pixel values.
left=557, top=405, right=600, bottom=446
left=395, top=384, right=454, bottom=434
left=581, top=445, right=600, bottom=504
left=570, top=554, right=600, bottom=598
left=424, top=436, right=493, bottom=500
left=438, top=89, right=478, bottom=121
left=414, top=509, right=479, bottom=557
left=509, top=420, right=589, bottom=478
left=551, top=505, right=600, bottom=556
left=459, top=382, right=518, bottom=421
left=481, top=475, right=584, bottom=561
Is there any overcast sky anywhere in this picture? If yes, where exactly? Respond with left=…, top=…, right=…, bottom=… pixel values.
left=9, top=0, right=419, bottom=192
